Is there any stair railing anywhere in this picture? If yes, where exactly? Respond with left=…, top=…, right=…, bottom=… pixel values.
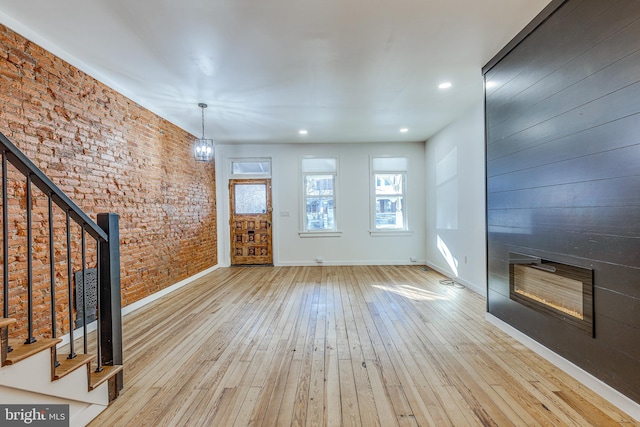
left=0, top=130, right=122, bottom=391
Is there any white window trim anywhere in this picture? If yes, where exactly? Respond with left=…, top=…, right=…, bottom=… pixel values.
left=300, top=156, right=340, bottom=235
left=369, top=156, right=409, bottom=235
left=298, top=231, right=343, bottom=238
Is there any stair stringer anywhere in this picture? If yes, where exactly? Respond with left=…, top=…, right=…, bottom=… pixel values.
left=0, top=347, right=110, bottom=426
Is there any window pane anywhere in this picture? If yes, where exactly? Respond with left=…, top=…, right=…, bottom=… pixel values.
left=305, top=175, right=334, bottom=196
left=232, top=160, right=270, bottom=175
left=234, top=184, right=267, bottom=214
left=301, top=160, right=337, bottom=232
left=375, top=174, right=403, bottom=195
left=306, top=197, right=335, bottom=230
left=375, top=196, right=404, bottom=229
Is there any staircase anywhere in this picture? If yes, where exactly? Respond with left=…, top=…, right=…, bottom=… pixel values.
left=0, top=130, right=123, bottom=426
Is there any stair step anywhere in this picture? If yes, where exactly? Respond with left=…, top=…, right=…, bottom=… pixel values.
left=89, top=364, right=123, bottom=391
left=54, top=353, right=95, bottom=380
left=4, top=338, right=61, bottom=366
left=0, top=318, right=16, bottom=328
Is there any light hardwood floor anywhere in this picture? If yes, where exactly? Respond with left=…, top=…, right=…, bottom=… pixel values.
left=88, top=266, right=638, bottom=426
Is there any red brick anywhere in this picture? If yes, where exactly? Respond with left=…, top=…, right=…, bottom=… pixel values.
left=0, top=23, right=217, bottom=340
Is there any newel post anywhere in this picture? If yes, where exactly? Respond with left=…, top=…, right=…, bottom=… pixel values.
left=97, top=213, right=123, bottom=391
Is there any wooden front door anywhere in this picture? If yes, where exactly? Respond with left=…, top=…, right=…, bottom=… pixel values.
left=229, top=179, right=273, bottom=265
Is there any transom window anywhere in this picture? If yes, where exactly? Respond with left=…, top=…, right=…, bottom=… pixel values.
left=230, top=158, right=271, bottom=177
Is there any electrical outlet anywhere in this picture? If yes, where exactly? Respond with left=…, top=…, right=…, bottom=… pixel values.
left=315, top=257, right=323, bottom=264
left=410, top=257, right=417, bottom=262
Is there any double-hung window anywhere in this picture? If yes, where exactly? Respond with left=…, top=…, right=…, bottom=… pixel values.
left=371, top=157, right=408, bottom=231
left=301, top=157, right=338, bottom=232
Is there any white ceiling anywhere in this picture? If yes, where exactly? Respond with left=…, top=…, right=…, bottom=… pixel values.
left=0, top=0, right=550, bottom=145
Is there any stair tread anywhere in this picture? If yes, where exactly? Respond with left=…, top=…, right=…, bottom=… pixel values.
left=89, top=364, right=123, bottom=390
left=4, top=338, right=62, bottom=366
left=0, top=318, right=16, bottom=328
left=54, top=353, right=95, bottom=380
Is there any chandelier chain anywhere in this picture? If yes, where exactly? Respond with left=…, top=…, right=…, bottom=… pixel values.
left=199, top=103, right=208, bottom=140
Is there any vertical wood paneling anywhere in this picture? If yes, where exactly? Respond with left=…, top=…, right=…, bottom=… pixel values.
left=485, top=0, right=640, bottom=405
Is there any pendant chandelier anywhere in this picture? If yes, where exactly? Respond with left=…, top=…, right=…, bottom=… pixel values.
left=194, top=103, right=214, bottom=162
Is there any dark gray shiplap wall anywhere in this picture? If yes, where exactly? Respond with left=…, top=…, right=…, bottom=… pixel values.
left=484, top=0, right=640, bottom=404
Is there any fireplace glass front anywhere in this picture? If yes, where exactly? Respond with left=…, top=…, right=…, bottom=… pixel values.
left=509, top=253, right=594, bottom=336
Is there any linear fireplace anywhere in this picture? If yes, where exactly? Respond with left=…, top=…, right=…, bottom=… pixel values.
left=509, top=253, right=594, bottom=336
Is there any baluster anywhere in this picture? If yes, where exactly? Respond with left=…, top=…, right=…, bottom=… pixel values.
left=48, top=195, right=59, bottom=367
left=24, top=174, right=35, bottom=344
left=66, top=211, right=76, bottom=359
left=2, top=153, right=11, bottom=353
left=95, top=239, right=102, bottom=372
left=81, top=224, right=87, bottom=354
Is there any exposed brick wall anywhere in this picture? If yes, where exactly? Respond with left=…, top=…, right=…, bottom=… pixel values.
left=0, top=23, right=217, bottom=339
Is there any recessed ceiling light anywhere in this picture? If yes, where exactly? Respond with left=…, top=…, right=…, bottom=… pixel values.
left=299, top=129, right=308, bottom=135
left=400, top=128, right=409, bottom=133
left=439, top=82, right=452, bottom=89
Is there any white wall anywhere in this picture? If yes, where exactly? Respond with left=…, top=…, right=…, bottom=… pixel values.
left=216, top=142, right=426, bottom=266
left=425, top=102, right=486, bottom=295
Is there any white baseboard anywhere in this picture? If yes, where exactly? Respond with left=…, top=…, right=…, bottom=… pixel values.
left=122, top=265, right=219, bottom=316
left=486, top=313, right=640, bottom=422
left=56, top=265, right=219, bottom=347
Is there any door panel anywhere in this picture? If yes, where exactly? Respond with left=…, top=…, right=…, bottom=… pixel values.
left=230, top=179, right=273, bottom=265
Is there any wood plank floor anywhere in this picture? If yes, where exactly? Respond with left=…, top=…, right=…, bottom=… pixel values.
left=88, top=266, right=638, bottom=426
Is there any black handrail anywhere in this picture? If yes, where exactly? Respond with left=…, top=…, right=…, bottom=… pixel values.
left=0, top=129, right=122, bottom=394
left=0, top=132, right=107, bottom=242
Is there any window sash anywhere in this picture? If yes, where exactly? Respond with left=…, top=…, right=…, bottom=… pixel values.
left=304, top=173, right=336, bottom=231
left=372, top=171, right=407, bottom=231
